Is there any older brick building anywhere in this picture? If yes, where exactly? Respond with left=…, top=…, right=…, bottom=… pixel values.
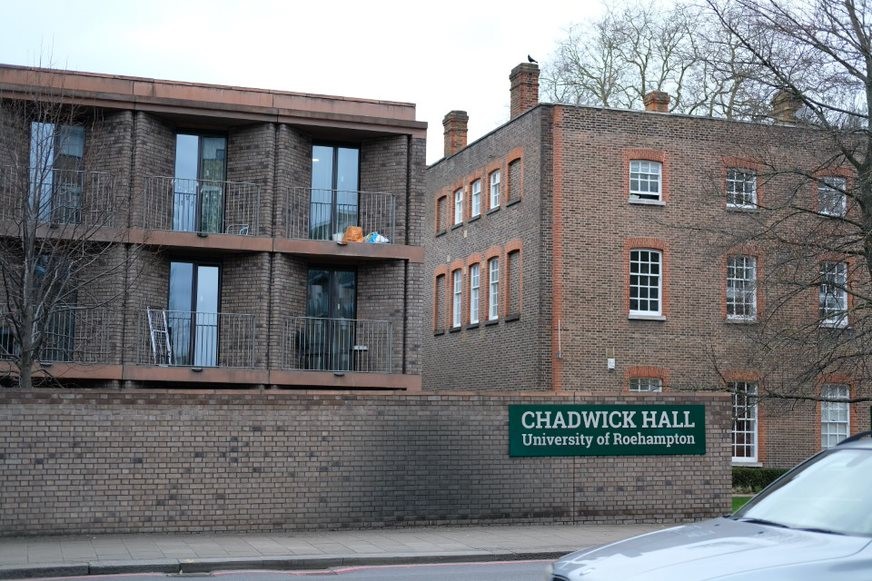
left=425, top=63, right=870, bottom=469
left=0, top=64, right=426, bottom=391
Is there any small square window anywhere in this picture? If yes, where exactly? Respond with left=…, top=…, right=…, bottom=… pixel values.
left=629, top=160, right=662, bottom=201
left=727, top=169, right=757, bottom=208
left=819, top=177, right=847, bottom=217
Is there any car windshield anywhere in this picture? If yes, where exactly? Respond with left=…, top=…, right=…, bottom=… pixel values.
left=733, top=448, right=872, bottom=537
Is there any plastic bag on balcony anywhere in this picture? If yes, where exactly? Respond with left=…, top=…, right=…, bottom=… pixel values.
left=365, top=231, right=390, bottom=244
left=343, top=226, right=364, bottom=243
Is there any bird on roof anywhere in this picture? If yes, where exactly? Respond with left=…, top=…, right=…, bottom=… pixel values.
left=528, top=55, right=538, bottom=64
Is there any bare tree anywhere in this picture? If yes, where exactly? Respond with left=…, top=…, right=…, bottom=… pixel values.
left=541, top=1, right=774, bottom=118
left=699, top=0, right=872, bottom=403
left=0, top=67, right=132, bottom=388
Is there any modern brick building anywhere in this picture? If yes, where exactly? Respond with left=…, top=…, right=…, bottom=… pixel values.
left=0, top=64, right=426, bottom=391
left=425, top=62, right=870, bottom=469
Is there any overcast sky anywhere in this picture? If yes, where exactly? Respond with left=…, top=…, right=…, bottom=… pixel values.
left=0, top=0, right=601, bottom=164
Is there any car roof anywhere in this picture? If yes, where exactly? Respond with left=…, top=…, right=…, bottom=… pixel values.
left=836, top=431, right=872, bottom=449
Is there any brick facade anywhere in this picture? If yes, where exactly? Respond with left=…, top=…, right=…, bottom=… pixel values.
left=0, top=389, right=730, bottom=535
left=425, top=66, right=871, bottom=469
left=0, top=65, right=425, bottom=391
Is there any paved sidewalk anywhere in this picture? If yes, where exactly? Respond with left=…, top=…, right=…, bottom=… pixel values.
left=0, top=523, right=668, bottom=578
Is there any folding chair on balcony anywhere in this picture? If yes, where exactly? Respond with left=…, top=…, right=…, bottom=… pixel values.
left=146, top=307, right=173, bottom=366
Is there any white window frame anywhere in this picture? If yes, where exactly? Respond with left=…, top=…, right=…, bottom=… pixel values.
left=819, top=261, right=848, bottom=328
left=489, top=170, right=501, bottom=210
left=629, top=249, right=662, bottom=318
left=821, top=384, right=850, bottom=449
left=629, top=160, right=662, bottom=202
left=819, top=176, right=847, bottom=217
left=726, top=168, right=757, bottom=209
left=471, top=179, right=482, bottom=217
left=488, top=258, right=499, bottom=321
left=469, top=263, right=480, bottom=325
left=451, top=270, right=462, bottom=328
left=727, top=256, right=757, bottom=321
left=453, top=188, right=463, bottom=225
left=731, top=381, right=758, bottom=463
left=629, top=378, right=662, bottom=392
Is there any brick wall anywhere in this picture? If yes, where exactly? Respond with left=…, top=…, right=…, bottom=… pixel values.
left=0, top=390, right=730, bottom=535
left=222, top=253, right=271, bottom=369
left=87, top=110, right=134, bottom=228
left=424, top=108, right=549, bottom=391
left=360, top=135, right=409, bottom=245
left=228, top=123, right=275, bottom=237
left=131, top=113, right=174, bottom=229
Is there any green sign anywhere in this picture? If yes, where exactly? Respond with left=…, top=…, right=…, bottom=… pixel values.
left=509, top=404, right=706, bottom=457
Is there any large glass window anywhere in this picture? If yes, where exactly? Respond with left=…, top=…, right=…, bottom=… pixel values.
left=173, top=134, right=226, bottom=233
left=168, top=262, right=220, bottom=366
left=629, top=160, right=661, bottom=201
left=732, top=381, right=758, bottom=462
left=727, top=168, right=757, bottom=208
left=29, top=122, right=85, bottom=223
left=301, top=268, right=357, bottom=371
left=629, top=249, right=662, bottom=317
left=819, top=261, right=848, bottom=328
left=821, top=384, right=850, bottom=449
left=727, top=256, right=757, bottom=321
left=311, top=145, right=359, bottom=241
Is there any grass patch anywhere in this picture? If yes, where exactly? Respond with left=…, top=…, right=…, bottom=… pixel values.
left=732, top=495, right=753, bottom=512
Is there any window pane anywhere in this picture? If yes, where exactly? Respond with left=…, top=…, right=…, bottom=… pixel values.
left=629, top=250, right=661, bottom=315
left=629, top=160, right=662, bottom=200
left=727, top=256, right=757, bottom=320
left=731, top=382, right=758, bottom=461
left=469, top=264, right=480, bottom=324
left=821, top=384, right=849, bottom=449
left=727, top=168, right=757, bottom=207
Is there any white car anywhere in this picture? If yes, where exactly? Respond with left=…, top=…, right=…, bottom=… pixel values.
left=548, top=432, right=872, bottom=580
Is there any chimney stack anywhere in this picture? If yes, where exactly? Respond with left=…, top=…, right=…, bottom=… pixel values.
left=643, top=90, right=670, bottom=113
left=771, top=89, right=802, bottom=123
left=442, top=110, right=469, bottom=157
left=510, top=63, right=540, bottom=119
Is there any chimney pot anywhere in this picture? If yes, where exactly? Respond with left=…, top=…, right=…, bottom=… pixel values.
left=771, top=89, right=802, bottom=123
left=442, top=110, right=469, bottom=157
left=510, top=62, right=540, bottom=119
left=643, top=90, right=670, bottom=113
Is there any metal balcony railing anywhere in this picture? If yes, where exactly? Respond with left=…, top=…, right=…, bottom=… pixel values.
left=0, top=305, right=116, bottom=364
left=287, top=188, right=396, bottom=242
left=282, top=316, right=393, bottom=373
left=0, top=166, right=118, bottom=227
left=139, top=309, right=255, bottom=368
left=142, top=176, right=261, bottom=236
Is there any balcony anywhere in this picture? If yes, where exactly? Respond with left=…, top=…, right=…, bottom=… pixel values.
left=140, top=176, right=262, bottom=242
left=0, top=305, right=116, bottom=364
left=280, top=188, right=420, bottom=261
left=0, top=166, right=119, bottom=230
left=287, top=187, right=395, bottom=242
left=282, top=316, right=393, bottom=374
left=139, top=309, right=256, bottom=368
